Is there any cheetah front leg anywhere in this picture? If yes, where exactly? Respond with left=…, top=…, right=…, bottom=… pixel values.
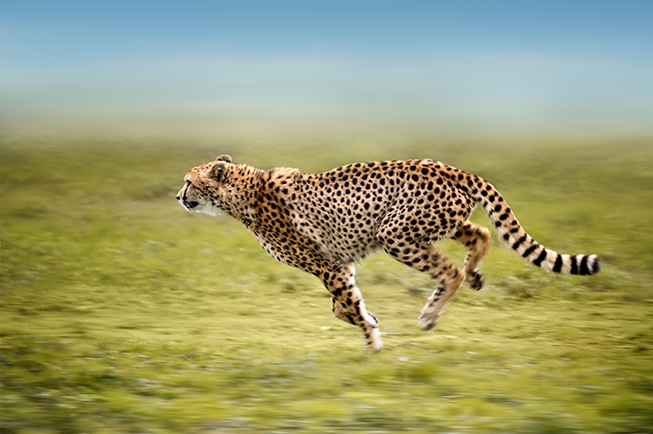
left=321, top=265, right=383, bottom=353
left=331, top=297, right=378, bottom=326
left=451, top=221, right=491, bottom=290
left=261, top=240, right=382, bottom=352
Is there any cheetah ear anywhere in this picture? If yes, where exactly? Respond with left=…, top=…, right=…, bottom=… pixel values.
left=210, top=162, right=227, bottom=181
left=216, top=154, right=232, bottom=163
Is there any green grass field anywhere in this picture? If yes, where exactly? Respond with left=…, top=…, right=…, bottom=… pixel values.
left=1, top=135, right=652, bottom=433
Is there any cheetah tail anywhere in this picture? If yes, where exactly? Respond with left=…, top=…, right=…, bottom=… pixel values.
left=474, top=181, right=601, bottom=276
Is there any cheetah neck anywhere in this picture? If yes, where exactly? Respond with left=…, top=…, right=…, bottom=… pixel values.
left=222, top=164, right=264, bottom=227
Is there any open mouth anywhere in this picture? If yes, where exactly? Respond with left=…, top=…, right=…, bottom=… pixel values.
left=183, top=201, right=199, bottom=211
left=177, top=181, right=200, bottom=211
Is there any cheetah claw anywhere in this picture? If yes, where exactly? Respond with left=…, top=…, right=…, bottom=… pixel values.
left=418, top=314, right=439, bottom=331
left=468, top=271, right=484, bottom=291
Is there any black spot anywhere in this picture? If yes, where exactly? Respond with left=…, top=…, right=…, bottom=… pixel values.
left=579, top=255, right=591, bottom=275
left=532, top=248, right=548, bottom=266
left=570, top=255, right=579, bottom=274
left=512, top=235, right=527, bottom=250
left=552, top=254, right=563, bottom=273
left=522, top=244, right=538, bottom=258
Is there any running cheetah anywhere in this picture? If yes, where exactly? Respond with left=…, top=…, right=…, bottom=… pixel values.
left=177, top=155, right=600, bottom=352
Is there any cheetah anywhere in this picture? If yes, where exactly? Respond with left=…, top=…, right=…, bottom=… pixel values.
left=177, top=154, right=601, bottom=353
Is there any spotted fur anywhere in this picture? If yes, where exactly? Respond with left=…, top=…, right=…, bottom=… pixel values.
left=177, top=155, right=601, bottom=352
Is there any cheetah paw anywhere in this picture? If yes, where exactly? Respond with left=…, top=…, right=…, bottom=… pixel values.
left=365, top=329, right=384, bottom=353
left=418, top=313, right=439, bottom=331
left=467, top=271, right=484, bottom=291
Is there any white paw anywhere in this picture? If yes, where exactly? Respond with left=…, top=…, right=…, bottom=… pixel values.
left=365, top=329, right=384, bottom=353
left=363, top=312, right=379, bottom=328
left=418, top=313, right=439, bottom=331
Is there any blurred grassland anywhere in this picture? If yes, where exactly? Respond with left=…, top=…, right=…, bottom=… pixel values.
left=1, top=135, right=653, bottom=433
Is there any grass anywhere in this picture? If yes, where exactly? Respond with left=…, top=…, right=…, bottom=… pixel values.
left=1, top=134, right=652, bottom=433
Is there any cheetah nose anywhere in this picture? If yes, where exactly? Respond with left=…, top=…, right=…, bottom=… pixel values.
left=176, top=195, right=180, bottom=200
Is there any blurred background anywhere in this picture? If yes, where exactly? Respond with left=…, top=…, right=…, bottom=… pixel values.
left=2, top=0, right=653, bottom=139
left=2, top=1, right=653, bottom=433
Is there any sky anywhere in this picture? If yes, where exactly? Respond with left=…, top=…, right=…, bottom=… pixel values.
left=2, top=0, right=653, bottom=137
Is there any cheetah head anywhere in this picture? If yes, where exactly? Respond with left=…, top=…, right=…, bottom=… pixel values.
left=176, top=154, right=233, bottom=216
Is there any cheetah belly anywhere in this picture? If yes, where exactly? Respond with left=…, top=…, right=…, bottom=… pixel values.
left=291, top=212, right=383, bottom=263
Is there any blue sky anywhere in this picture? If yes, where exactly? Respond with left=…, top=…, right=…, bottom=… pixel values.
left=2, top=0, right=653, bottom=136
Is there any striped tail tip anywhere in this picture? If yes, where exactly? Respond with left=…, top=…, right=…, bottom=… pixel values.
left=556, top=254, right=601, bottom=276
left=532, top=248, right=601, bottom=276
left=576, top=254, right=601, bottom=275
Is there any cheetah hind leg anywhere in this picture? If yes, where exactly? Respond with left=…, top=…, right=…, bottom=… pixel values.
left=451, top=221, right=491, bottom=290
left=378, top=236, right=465, bottom=331
left=417, top=267, right=465, bottom=331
